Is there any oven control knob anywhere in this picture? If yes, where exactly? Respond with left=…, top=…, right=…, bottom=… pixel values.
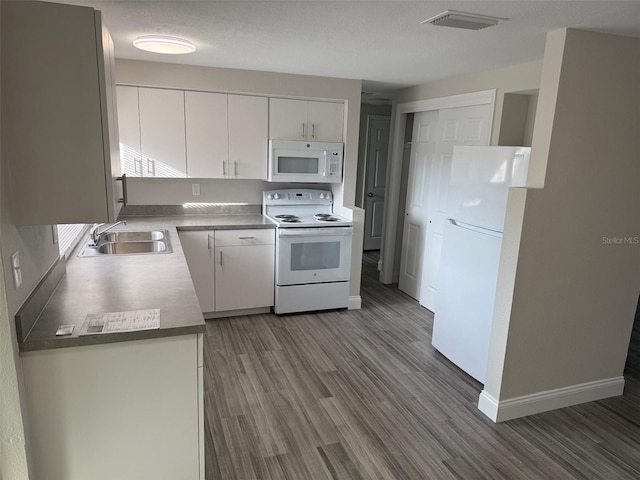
left=319, top=193, right=325, bottom=199
left=267, top=194, right=273, bottom=200
left=273, top=193, right=281, bottom=199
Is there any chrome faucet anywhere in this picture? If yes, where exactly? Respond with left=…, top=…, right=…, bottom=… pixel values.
left=89, top=220, right=127, bottom=245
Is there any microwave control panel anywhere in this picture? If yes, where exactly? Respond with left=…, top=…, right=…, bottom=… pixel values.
left=327, top=152, right=341, bottom=176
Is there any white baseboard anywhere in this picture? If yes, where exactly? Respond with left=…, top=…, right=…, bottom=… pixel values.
left=348, top=296, right=362, bottom=310
left=478, top=376, right=625, bottom=422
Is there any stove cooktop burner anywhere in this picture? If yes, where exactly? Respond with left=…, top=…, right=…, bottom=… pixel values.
left=280, top=218, right=301, bottom=223
left=317, top=217, right=339, bottom=222
left=275, top=214, right=299, bottom=219
left=314, top=213, right=332, bottom=218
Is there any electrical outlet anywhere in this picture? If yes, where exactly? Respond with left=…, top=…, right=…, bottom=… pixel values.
left=192, top=183, right=201, bottom=196
left=10, top=251, right=22, bottom=289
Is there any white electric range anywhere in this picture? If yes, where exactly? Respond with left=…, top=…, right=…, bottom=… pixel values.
left=263, top=189, right=353, bottom=314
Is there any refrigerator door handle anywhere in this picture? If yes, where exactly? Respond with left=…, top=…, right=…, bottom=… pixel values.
left=448, top=219, right=502, bottom=238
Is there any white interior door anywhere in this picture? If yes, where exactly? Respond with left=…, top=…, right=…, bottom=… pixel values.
left=363, top=116, right=390, bottom=251
left=398, top=111, right=439, bottom=299
left=419, top=104, right=493, bottom=311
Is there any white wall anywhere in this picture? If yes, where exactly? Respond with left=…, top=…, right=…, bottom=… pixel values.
left=115, top=60, right=365, bottom=300
left=0, top=5, right=32, bottom=472
left=483, top=29, right=640, bottom=419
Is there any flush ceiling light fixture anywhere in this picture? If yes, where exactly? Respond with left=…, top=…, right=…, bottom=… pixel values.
left=133, top=35, right=196, bottom=54
left=421, top=10, right=507, bottom=30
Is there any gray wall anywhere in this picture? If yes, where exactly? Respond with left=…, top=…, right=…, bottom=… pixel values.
left=0, top=2, right=32, bottom=472
left=485, top=29, right=640, bottom=403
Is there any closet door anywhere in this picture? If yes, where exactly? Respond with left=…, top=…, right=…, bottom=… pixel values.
left=398, top=110, right=439, bottom=301
left=420, top=104, right=493, bottom=311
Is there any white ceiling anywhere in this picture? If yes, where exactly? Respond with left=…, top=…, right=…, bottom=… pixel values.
left=55, top=1, right=640, bottom=95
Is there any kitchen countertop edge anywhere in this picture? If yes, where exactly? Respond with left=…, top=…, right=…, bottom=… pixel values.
left=19, top=214, right=277, bottom=353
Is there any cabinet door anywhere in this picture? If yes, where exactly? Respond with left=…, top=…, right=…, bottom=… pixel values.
left=215, top=244, right=274, bottom=312
left=139, top=88, right=187, bottom=177
left=185, top=91, right=228, bottom=178
left=228, top=95, right=268, bottom=179
left=116, top=86, right=143, bottom=177
left=179, top=231, right=215, bottom=313
left=22, top=336, right=200, bottom=480
left=269, top=98, right=309, bottom=140
left=2, top=1, right=120, bottom=224
left=308, top=101, right=344, bottom=142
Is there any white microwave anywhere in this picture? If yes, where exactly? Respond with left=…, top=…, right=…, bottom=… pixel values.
left=268, top=140, right=343, bottom=183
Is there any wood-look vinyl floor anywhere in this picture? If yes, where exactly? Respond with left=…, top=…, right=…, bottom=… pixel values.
left=203, top=252, right=640, bottom=479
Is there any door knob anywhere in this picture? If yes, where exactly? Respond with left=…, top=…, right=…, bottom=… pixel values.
left=367, top=192, right=373, bottom=197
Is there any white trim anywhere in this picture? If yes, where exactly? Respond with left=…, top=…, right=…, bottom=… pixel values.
left=396, top=89, right=496, bottom=115
left=380, top=89, right=497, bottom=284
left=348, top=295, right=362, bottom=310
left=478, top=376, right=625, bottom=422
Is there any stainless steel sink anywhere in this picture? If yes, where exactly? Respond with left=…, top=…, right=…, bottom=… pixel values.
left=98, top=241, right=170, bottom=255
left=102, top=230, right=166, bottom=242
left=79, top=230, right=173, bottom=257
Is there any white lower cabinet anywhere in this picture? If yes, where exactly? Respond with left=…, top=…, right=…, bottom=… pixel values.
left=21, top=334, right=203, bottom=480
left=180, top=229, right=275, bottom=317
left=179, top=231, right=215, bottom=312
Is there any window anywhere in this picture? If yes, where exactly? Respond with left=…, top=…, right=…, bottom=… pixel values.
left=57, top=224, right=88, bottom=257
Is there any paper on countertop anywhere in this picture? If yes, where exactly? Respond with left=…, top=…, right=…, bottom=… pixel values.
left=79, top=309, right=160, bottom=336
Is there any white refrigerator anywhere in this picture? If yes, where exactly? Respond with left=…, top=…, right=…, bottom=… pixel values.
left=432, top=146, right=531, bottom=384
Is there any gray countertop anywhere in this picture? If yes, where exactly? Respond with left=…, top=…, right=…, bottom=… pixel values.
left=20, top=214, right=276, bottom=352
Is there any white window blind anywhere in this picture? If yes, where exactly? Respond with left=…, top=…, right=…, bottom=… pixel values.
left=57, top=224, right=88, bottom=257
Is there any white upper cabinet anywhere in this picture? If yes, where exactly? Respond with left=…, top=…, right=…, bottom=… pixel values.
left=269, top=98, right=309, bottom=140
left=228, top=95, right=268, bottom=180
left=116, top=86, right=143, bottom=177
left=185, top=91, right=229, bottom=178
left=307, top=100, right=345, bottom=142
left=269, top=98, right=344, bottom=142
left=139, top=88, right=187, bottom=177
left=2, top=1, right=123, bottom=224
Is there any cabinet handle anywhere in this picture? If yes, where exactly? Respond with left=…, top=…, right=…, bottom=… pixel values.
left=238, top=236, right=254, bottom=240
left=312, top=123, right=316, bottom=139
left=134, top=158, right=141, bottom=175
left=222, top=161, right=227, bottom=177
left=234, top=161, right=238, bottom=177
left=302, top=123, right=306, bottom=138
left=147, top=158, right=156, bottom=176
left=116, top=174, right=128, bottom=204
left=219, top=251, right=223, bottom=266
left=207, top=234, right=213, bottom=250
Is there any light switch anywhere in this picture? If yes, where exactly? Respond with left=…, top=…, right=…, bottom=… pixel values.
left=192, top=183, right=201, bottom=196
left=10, top=251, right=22, bottom=289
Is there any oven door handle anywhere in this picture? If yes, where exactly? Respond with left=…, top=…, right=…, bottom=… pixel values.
left=278, top=227, right=353, bottom=237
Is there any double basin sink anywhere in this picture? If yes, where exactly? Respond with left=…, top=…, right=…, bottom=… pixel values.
left=80, top=230, right=172, bottom=256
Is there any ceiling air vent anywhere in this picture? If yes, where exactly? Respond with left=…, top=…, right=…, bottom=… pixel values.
left=421, top=10, right=506, bottom=30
